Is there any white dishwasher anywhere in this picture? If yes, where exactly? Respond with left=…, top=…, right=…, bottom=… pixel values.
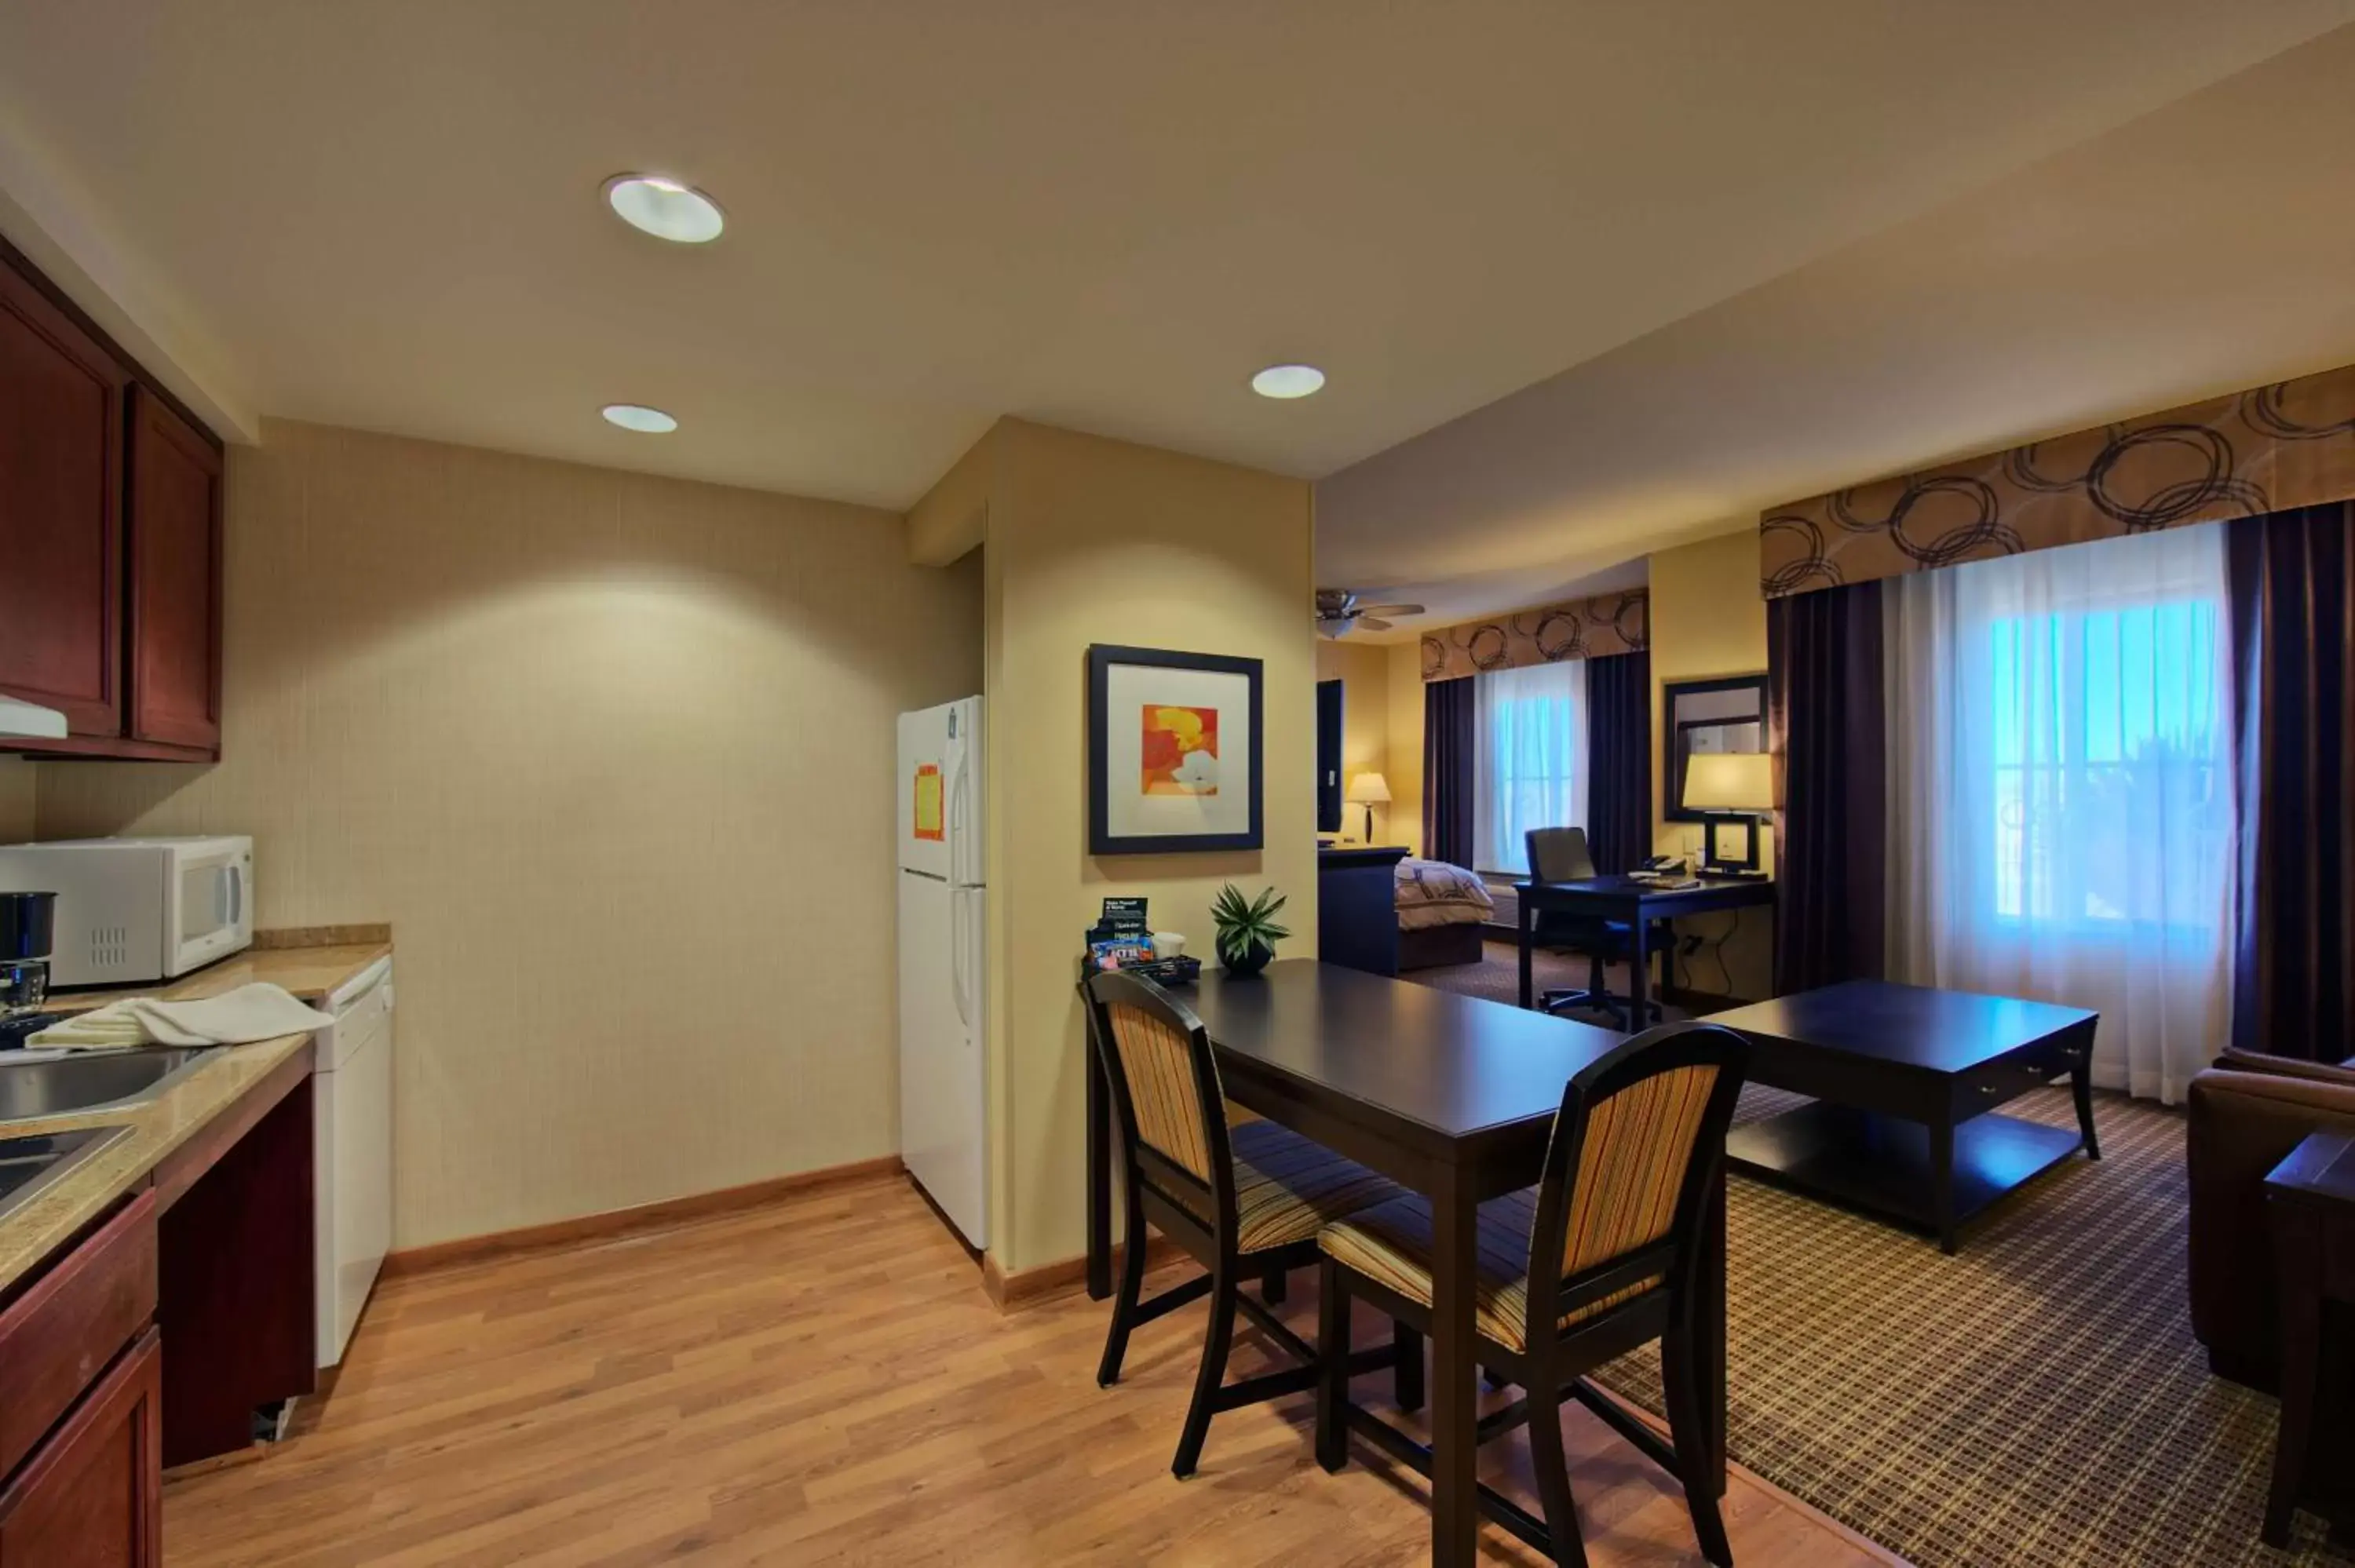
left=313, top=955, right=393, bottom=1368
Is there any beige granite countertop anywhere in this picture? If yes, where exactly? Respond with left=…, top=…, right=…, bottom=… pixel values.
left=0, top=928, right=392, bottom=1295
left=0, top=1031, right=314, bottom=1294
left=41, top=939, right=392, bottom=1016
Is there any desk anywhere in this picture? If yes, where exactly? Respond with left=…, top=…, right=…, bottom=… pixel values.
left=1513, top=875, right=1773, bottom=1018
left=1082, top=961, right=1725, bottom=1567
left=2264, top=1131, right=2355, bottom=1548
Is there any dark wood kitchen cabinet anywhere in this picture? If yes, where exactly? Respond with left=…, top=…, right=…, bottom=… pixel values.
left=0, top=1330, right=162, bottom=1568
left=0, top=256, right=126, bottom=738
left=128, top=388, right=224, bottom=751
left=0, top=1190, right=162, bottom=1568
left=0, top=235, right=224, bottom=761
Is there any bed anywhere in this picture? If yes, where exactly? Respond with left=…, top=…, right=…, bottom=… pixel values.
left=1394, top=857, right=1495, bottom=969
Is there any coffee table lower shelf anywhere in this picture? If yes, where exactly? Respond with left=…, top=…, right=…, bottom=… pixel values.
left=1725, top=1102, right=2086, bottom=1252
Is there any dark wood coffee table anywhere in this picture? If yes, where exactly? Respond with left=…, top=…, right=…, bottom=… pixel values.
left=1708, top=980, right=2101, bottom=1253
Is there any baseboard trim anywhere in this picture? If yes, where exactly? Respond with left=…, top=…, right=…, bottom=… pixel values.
left=984, top=1234, right=1187, bottom=1313
left=382, top=1154, right=906, bottom=1278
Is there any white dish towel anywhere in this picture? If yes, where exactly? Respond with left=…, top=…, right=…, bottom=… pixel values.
left=27, top=983, right=334, bottom=1051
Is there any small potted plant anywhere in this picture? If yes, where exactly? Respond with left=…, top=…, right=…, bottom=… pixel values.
left=1210, top=884, right=1289, bottom=979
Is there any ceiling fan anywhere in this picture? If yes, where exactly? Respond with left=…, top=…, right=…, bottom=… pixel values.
left=1315, top=588, right=1425, bottom=638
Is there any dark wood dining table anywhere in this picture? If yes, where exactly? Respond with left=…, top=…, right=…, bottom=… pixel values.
left=1083, top=959, right=1727, bottom=1566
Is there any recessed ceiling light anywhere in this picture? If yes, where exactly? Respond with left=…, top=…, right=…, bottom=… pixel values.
left=1251, top=363, right=1326, bottom=399
left=602, top=174, right=725, bottom=243
left=601, top=403, right=677, bottom=434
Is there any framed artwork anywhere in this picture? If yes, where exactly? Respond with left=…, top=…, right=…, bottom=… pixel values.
left=1087, top=644, right=1264, bottom=855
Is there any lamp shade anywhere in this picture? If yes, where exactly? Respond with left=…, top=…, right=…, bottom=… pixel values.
left=1681, top=751, right=1773, bottom=812
left=1345, top=771, right=1392, bottom=805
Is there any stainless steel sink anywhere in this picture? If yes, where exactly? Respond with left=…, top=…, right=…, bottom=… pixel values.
left=0, top=1125, right=131, bottom=1225
left=0, top=1046, right=224, bottom=1125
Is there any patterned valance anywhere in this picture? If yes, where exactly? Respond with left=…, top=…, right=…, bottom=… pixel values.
left=1418, top=590, right=1647, bottom=682
left=1760, top=361, right=2355, bottom=598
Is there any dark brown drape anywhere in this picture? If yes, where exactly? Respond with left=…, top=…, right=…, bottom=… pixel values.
left=1422, top=675, right=1477, bottom=870
left=1584, top=651, right=1651, bottom=874
left=1767, top=580, right=1886, bottom=994
left=2229, top=501, right=2355, bottom=1063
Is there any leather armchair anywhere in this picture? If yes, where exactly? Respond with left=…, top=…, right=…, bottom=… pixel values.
left=2188, top=1048, right=2355, bottom=1390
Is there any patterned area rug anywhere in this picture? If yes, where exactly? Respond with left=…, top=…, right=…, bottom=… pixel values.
left=1408, top=943, right=2335, bottom=1567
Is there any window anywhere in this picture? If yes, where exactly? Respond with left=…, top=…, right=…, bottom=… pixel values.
left=1985, top=596, right=2228, bottom=928
left=1472, top=659, right=1586, bottom=875
left=1885, top=522, right=2236, bottom=1103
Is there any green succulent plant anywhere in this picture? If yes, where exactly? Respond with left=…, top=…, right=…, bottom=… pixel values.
left=1210, top=883, right=1290, bottom=972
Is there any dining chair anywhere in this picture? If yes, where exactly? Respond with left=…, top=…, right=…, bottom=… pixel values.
left=1079, top=968, right=1422, bottom=1478
left=1524, top=826, right=1665, bottom=1029
left=1313, top=1019, right=1750, bottom=1567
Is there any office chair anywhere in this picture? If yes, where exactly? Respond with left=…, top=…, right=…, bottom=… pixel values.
left=1524, top=826, right=1665, bottom=1030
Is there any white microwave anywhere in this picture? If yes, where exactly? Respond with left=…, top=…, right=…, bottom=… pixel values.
left=0, top=836, right=254, bottom=987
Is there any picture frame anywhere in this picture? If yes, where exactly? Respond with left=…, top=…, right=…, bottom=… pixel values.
left=1087, top=644, right=1264, bottom=855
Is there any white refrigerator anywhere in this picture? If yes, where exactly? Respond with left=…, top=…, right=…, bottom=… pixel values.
left=897, top=696, right=988, bottom=1249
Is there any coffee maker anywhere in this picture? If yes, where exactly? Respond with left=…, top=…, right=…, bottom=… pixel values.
left=0, top=890, right=57, bottom=1048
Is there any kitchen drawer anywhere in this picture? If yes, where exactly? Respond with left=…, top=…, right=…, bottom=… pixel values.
left=0, top=1326, right=162, bottom=1568
left=0, top=1190, right=157, bottom=1485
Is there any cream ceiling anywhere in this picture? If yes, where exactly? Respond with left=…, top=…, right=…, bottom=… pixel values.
left=1, top=2, right=2350, bottom=625
left=1322, top=17, right=2355, bottom=633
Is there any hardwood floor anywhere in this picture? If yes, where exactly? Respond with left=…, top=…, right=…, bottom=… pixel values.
left=165, top=1172, right=1901, bottom=1566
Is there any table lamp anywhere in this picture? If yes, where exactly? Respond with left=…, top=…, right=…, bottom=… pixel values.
left=1681, top=751, right=1773, bottom=874
left=1345, top=771, right=1391, bottom=844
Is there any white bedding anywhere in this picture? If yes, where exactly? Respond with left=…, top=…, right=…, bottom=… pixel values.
left=1395, top=858, right=1495, bottom=930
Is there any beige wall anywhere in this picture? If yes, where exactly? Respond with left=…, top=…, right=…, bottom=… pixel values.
left=33, top=420, right=982, bottom=1248
left=1382, top=642, right=1424, bottom=856
left=1313, top=640, right=1395, bottom=844
left=0, top=760, right=32, bottom=842
left=1647, top=526, right=1773, bottom=997
left=956, top=418, right=1316, bottom=1273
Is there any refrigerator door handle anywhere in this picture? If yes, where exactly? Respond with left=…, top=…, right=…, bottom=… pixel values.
left=948, top=749, right=971, bottom=879
left=950, top=888, right=970, bottom=1030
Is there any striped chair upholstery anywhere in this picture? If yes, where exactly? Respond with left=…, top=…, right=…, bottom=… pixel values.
left=1557, top=1064, right=1719, bottom=1280
left=1164, top=1121, right=1407, bottom=1254
left=1104, top=1001, right=1215, bottom=1181
left=1318, top=1064, right=1721, bottom=1352
left=1319, top=1189, right=1656, bottom=1352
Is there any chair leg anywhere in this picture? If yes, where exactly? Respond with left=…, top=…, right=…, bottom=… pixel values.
left=1262, top=1259, right=1287, bottom=1305
left=1524, top=1366, right=1593, bottom=1568
left=1662, top=1326, right=1733, bottom=1567
left=1172, top=1266, right=1236, bottom=1479
left=1095, top=1180, right=1149, bottom=1388
left=1392, top=1321, right=1425, bottom=1412
left=1316, top=1257, right=1350, bottom=1473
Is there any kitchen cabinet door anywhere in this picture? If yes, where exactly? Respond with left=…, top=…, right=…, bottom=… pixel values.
left=0, top=1329, right=162, bottom=1568
left=127, top=386, right=224, bottom=751
left=0, top=259, right=126, bottom=736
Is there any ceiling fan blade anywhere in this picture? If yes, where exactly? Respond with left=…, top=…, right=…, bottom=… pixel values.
left=1356, top=615, right=1393, bottom=632
left=1356, top=603, right=1424, bottom=617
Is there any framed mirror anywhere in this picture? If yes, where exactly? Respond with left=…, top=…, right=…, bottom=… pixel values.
left=1663, top=673, right=1766, bottom=825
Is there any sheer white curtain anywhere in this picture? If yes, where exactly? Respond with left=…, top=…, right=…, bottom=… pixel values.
left=1885, top=524, right=2234, bottom=1103
left=1473, top=659, right=1587, bottom=875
